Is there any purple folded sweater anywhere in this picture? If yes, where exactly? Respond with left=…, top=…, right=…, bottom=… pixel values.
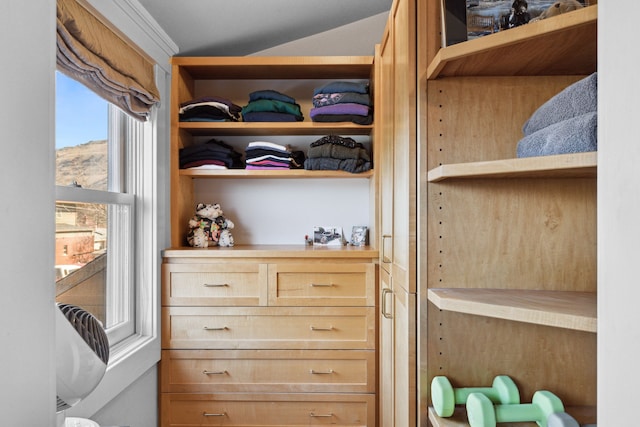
left=310, top=103, right=371, bottom=118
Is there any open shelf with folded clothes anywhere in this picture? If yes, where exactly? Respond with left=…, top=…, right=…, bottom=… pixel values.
left=169, top=56, right=378, bottom=248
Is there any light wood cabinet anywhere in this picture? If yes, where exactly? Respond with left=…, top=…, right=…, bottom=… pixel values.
left=160, top=249, right=378, bottom=427
left=419, top=4, right=598, bottom=426
left=377, top=0, right=418, bottom=425
left=161, top=55, right=380, bottom=426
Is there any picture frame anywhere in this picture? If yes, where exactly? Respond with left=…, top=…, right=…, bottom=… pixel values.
left=441, top=0, right=468, bottom=47
left=350, top=226, right=368, bottom=247
left=313, top=226, right=344, bottom=246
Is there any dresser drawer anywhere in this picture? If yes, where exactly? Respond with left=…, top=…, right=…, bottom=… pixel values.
left=268, top=263, right=375, bottom=307
left=160, top=349, right=375, bottom=393
left=162, top=306, right=376, bottom=350
left=162, top=263, right=267, bottom=306
left=160, top=392, right=375, bottom=427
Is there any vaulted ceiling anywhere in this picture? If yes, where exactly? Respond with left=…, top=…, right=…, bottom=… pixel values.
left=137, top=0, right=393, bottom=56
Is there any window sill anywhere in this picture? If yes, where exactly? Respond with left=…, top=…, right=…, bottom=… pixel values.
left=65, top=333, right=160, bottom=418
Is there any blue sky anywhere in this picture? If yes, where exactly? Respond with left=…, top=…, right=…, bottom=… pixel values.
left=55, top=72, right=108, bottom=149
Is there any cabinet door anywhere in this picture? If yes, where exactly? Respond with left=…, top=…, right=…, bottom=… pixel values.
left=378, top=0, right=418, bottom=425
left=393, top=285, right=416, bottom=427
left=379, top=268, right=417, bottom=427
left=391, top=0, right=417, bottom=294
left=379, top=268, right=395, bottom=426
left=378, top=20, right=394, bottom=274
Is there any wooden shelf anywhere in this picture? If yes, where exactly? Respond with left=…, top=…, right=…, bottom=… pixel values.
left=163, top=244, right=379, bottom=259
left=180, top=168, right=373, bottom=179
left=178, top=121, right=373, bottom=136
left=426, top=5, right=597, bottom=79
left=428, top=406, right=597, bottom=427
left=171, top=55, right=374, bottom=80
left=427, top=288, right=596, bottom=332
left=427, top=152, right=596, bottom=182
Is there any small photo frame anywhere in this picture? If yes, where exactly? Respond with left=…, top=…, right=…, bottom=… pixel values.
left=441, top=0, right=468, bottom=46
left=313, top=226, right=343, bottom=246
left=350, top=226, right=368, bottom=247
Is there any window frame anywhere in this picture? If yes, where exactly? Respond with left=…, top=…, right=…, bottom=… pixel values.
left=55, top=96, right=139, bottom=346
left=55, top=183, right=136, bottom=345
left=63, top=99, right=163, bottom=418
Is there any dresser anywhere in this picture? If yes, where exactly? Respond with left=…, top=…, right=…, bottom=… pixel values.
left=159, top=246, right=377, bottom=426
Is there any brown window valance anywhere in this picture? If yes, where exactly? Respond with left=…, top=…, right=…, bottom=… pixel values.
left=56, top=0, right=160, bottom=121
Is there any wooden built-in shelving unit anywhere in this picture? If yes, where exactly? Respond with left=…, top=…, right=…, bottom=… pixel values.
left=421, top=4, right=598, bottom=426
left=162, top=56, right=379, bottom=427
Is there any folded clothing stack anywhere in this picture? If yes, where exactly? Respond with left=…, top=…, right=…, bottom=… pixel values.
left=179, top=96, right=242, bottom=122
left=180, top=138, right=244, bottom=170
left=517, top=72, right=597, bottom=158
left=304, top=135, right=372, bottom=173
left=241, top=90, right=304, bottom=122
left=245, top=141, right=305, bottom=170
left=310, top=81, right=373, bottom=125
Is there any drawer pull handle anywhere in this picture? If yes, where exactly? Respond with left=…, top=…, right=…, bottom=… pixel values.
left=203, top=370, right=228, bottom=375
left=203, top=326, right=228, bottom=331
left=310, top=412, right=333, bottom=418
left=310, top=326, right=334, bottom=331
left=203, top=412, right=226, bottom=417
left=203, top=283, right=228, bottom=287
left=310, top=369, right=334, bottom=374
left=382, top=234, right=393, bottom=264
left=310, top=283, right=333, bottom=287
left=381, top=288, right=394, bottom=319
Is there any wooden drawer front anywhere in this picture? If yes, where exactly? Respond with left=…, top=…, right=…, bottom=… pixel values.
left=268, top=263, right=375, bottom=306
left=161, top=393, right=375, bottom=426
left=163, top=263, right=267, bottom=306
left=160, top=349, right=375, bottom=393
left=162, top=306, right=375, bottom=350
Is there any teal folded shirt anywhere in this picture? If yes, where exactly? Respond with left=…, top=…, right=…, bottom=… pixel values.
left=242, top=99, right=303, bottom=120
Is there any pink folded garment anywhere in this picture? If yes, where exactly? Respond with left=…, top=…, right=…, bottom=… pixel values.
left=246, top=165, right=289, bottom=170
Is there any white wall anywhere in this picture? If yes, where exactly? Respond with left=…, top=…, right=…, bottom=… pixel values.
left=91, top=366, right=158, bottom=426
left=0, top=1, right=57, bottom=425
left=597, top=0, right=640, bottom=425
left=252, top=12, right=388, bottom=56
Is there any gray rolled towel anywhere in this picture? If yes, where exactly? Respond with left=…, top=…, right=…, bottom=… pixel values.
left=516, top=111, right=597, bottom=158
left=523, top=72, right=597, bottom=136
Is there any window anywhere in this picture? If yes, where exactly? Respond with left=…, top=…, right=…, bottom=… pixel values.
left=55, top=71, right=139, bottom=346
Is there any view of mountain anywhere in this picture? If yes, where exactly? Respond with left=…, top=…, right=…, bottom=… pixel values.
left=56, top=140, right=108, bottom=190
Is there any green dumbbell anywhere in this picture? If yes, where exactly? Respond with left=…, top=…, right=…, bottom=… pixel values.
left=431, top=375, right=520, bottom=417
left=466, top=390, right=565, bottom=427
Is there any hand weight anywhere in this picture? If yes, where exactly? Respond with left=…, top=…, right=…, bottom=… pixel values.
left=431, top=375, right=520, bottom=417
